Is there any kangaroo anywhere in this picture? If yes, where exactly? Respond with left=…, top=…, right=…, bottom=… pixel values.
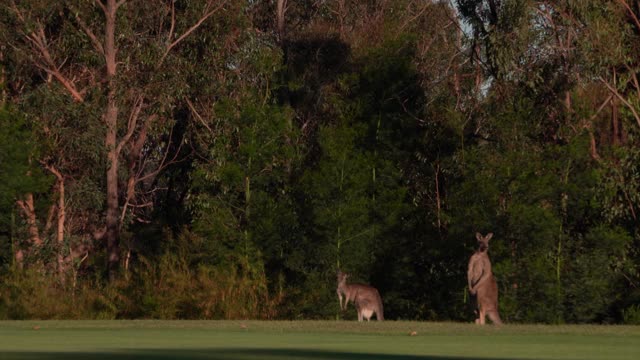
left=336, top=270, right=384, bottom=321
left=467, top=232, right=503, bottom=325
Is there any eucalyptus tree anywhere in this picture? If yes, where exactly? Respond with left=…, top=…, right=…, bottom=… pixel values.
left=1, top=0, right=239, bottom=279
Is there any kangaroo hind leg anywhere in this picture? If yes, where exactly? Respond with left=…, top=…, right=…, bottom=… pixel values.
left=487, top=310, right=502, bottom=325
left=478, top=308, right=486, bottom=325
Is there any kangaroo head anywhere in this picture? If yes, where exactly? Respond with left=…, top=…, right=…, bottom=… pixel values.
left=337, top=270, right=349, bottom=284
left=475, top=232, right=493, bottom=252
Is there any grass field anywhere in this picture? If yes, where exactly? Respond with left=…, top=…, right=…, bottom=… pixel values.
left=0, top=320, right=638, bottom=359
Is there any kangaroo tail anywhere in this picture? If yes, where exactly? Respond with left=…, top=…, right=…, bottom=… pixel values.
left=487, top=310, right=502, bottom=325
left=376, top=292, right=384, bottom=321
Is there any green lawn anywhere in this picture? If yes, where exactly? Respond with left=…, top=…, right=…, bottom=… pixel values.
left=0, top=320, right=638, bottom=359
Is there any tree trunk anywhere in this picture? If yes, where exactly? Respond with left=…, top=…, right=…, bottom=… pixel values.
left=454, top=24, right=462, bottom=109
left=15, top=250, right=24, bottom=269
left=589, top=131, right=600, bottom=160
left=474, top=44, right=483, bottom=94
left=337, top=0, right=346, bottom=39
left=434, top=162, right=442, bottom=231
left=47, top=166, right=66, bottom=280
left=57, top=179, right=65, bottom=279
left=104, top=0, right=120, bottom=278
left=0, top=45, right=5, bottom=105
left=105, top=101, right=119, bottom=278
left=612, top=96, right=620, bottom=146
left=276, top=0, right=287, bottom=41
left=16, top=193, right=43, bottom=248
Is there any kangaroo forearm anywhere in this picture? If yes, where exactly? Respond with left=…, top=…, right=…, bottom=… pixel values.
left=471, top=274, right=491, bottom=292
left=467, top=270, right=476, bottom=291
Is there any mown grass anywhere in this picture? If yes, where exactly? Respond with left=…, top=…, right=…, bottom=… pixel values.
left=0, top=320, right=638, bottom=359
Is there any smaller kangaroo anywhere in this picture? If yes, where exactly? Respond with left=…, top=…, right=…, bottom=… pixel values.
left=336, top=270, right=384, bottom=321
left=468, top=232, right=503, bottom=325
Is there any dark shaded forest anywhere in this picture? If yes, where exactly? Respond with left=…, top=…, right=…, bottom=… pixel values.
left=0, top=0, right=639, bottom=324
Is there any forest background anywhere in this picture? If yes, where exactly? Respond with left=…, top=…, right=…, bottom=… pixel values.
left=1, top=0, right=639, bottom=324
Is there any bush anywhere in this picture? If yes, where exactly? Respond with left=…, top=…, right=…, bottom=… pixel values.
left=622, top=304, right=640, bottom=325
left=0, top=250, right=280, bottom=320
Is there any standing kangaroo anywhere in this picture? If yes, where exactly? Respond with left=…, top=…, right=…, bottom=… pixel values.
left=336, top=270, right=384, bottom=321
left=468, top=232, right=503, bottom=325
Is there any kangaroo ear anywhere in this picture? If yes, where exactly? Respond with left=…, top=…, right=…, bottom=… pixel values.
left=476, top=232, right=483, bottom=242
left=484, top=233, right=494, bottom=242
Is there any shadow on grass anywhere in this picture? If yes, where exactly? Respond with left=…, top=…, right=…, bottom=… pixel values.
left=0, top=348, right=533, bottom=360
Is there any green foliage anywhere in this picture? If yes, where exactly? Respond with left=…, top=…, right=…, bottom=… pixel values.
left=0, top=232, right=276, bottom=320
left=444, top=84, right=635, bottom=323
left=564, top=226, right=633, bottom=323
left=456, top=0, right=532, bottom=79
left=126, top=253, right=275, bottom=320
left=1, top=0, right=640, bottom=323
left=622, top=304, right=640, bottom=325
left=0, top=269, right=117, bottom=319
left=0, top=107, right=51, bottom=269
left=0, top=108, right=50, bottom=214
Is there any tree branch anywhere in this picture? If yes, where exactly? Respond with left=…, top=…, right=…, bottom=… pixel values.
left=69, top=6, right=105, bottom=56
left=135, top=125, right=185, bottom=185
left=10, top=2, right=85, bottom=102
left=44, top=202, right=57, bottom=234
left=128, top=202, right=154, bottom=208
left=167, top=0, right=176, bottom=47
left=601, top=78, right=640, bottom=128
left=95, top=0, right=107, bottom=14
left=398, top=1, right=431, bottom=34
left=616, top=0, right=640, bottom=32
left=116, top=95, right=145, bottom=157
left=185, top=98, right=214, bottom=133
left=624, top=63, right=640, bottom=101
left=588, top=94, right=614, bottom=122
left=120, top=114, right=153, bottom=228
left=158, top=0, right=228, bottom=66
left=15, top=193, right=43, bottom=246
